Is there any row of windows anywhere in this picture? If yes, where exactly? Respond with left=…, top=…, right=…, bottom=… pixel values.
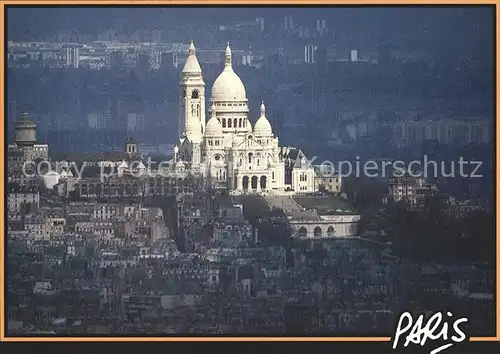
left=238, top=158, right=261, bottom=166
left=240, top=153, right=264, bottom=166
left=207, top=140, right=221, bottom=146
left=190, top=104, right=200, bottom=116
left=215, top=171, right=226, bottom=180
left=299, top=173, right=308, bottom=182
left=221, top=118, right=247, bottom=128
left=216, top=102, right=245, bottom=107
left=186, top=90, right=246, bottom=109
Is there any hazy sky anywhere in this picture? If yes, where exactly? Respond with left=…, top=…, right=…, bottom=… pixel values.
left=7, top=6, right=492, bottom=36
left=6, top=6, right=493, bottom=58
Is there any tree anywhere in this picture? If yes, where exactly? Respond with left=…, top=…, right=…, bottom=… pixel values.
left=342, top=176, right=386, bottom=211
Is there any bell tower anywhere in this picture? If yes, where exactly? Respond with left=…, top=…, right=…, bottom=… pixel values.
left=179, top=40, right=206, bottom=143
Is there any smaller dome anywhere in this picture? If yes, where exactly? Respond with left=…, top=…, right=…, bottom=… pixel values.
left=60, top=170, right=68, bottom=178
left=182, top=40, right=202, bottom=74
left=137, top=161, right=146, bottom=170
left=205, top=103, right=223, bottom=136
left=253, top=101, right=273, bottom=136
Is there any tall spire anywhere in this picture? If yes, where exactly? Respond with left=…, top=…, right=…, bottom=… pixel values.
left=224, top=42, right=232, bottom=69
left=188, top=40, right=196, bottom=55
left=260, top=101, right=266, bottom=117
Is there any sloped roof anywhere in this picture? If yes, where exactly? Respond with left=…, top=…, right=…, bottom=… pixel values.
left=292, top=149, right=310, bottom=169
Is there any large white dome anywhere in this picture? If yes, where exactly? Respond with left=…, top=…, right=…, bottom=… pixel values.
left=211, top=70, right=246, bottom=101
left=211, top=43, right=246, bottom=102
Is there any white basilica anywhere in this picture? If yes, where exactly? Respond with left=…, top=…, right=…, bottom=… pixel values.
left=174, top=41, right=317, bottom=195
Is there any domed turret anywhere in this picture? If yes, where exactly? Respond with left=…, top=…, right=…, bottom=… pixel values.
left=182, top=40, right=202, bottom=74
left=211, top=43, right=247, bottom=102
left=15, top=112, right=36, bottom=147
left=205, top=103, right=223, bottom=136
left=254, top=101, right=273, bottom=136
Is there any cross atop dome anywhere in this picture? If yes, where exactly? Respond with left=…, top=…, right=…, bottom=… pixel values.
left=260, top=101, right=266, bottom=116
left=224, top=42, right=232, bottom=69
left=188, top=40, right=196, bottom=55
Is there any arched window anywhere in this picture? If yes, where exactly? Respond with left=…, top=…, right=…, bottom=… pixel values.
left=242, top=176, right=249, bottom=190
left=251, top=176, right=258, bottom=189
left=239, top=118, right=242, bottom=127
left=222, top=119, right=226, bottom=128
left=248, top=153, right=253, bottom=164
left=233, top=118, right=237, bottom=128
left=298, top=227, right=307, bottom=238
left=228, top=119, right=232, bottom=128
left=191, top=90, right=199, bottom=99
left=260, top=176, right=267, bottom=190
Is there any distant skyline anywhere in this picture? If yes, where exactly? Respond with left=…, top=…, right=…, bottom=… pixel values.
left=7, top=6, right=493, bottom=55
